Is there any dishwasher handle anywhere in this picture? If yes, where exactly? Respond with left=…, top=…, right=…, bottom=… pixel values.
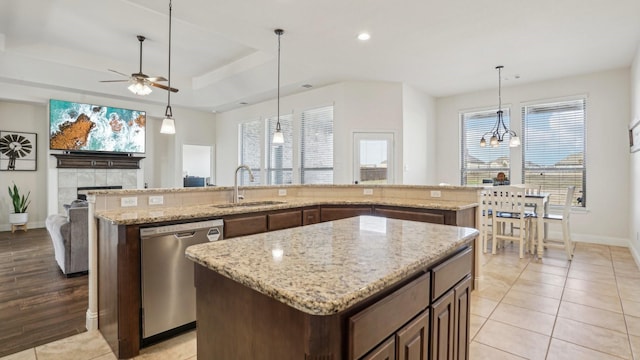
left=174, top=231, right=196, bottom=239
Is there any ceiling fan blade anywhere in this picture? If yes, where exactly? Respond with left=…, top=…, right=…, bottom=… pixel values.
left=108, top=69, right=130, bottom=77
left=146, top=76, right=167, bottom=82
left=100, top=80, right=129, bottom=83
left=150, top=82, right=179, bottom=93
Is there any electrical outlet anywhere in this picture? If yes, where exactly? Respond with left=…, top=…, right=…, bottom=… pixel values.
left=278, top=189, right=287, bottom=196
left=148, top=195, right=164, bottom=205
left=430, top=190, right=441, bottom=198
left=121, top=197, right=138, bottom=207
left=363, top=188, right=373, bottom=195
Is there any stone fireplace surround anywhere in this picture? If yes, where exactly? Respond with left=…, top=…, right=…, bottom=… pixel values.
left=54, top=168, right=139, bottom=214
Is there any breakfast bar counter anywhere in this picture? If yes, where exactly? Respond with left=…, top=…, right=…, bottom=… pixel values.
left=186, top=215, right=478, bottom=360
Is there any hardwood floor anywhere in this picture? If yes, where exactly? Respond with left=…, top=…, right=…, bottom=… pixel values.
left=0, top=227, right=88, bottom=357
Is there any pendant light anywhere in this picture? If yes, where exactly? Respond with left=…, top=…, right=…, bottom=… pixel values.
left=272, top=29, right=285, bottom=144
left=160, top=0, right=176, bottom=134
left=480, top=66, right=520, bottom=147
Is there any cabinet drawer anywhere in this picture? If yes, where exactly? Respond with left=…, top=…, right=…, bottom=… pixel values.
left=349, top=273, right=430, bottom=360
left=374, top=207, right=445, bottom=224
left=431, top=247, right=472, bottom=301
left=268, top=210, right=302, bottom=231
left=223, top=214, right=267, bottom=238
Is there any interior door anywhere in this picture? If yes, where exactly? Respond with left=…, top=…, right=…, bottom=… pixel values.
left=353, top=132, right=394, bottom=184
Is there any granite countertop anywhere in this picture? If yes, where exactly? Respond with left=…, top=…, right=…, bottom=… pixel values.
left=185, top=215, right=478, bottom=316
left=95, top=197, right=478, bottom=225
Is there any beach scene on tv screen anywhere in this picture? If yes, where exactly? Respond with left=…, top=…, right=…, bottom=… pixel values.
left=49, top=99, right=145, bottom=153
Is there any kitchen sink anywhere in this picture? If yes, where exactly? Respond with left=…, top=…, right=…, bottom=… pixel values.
left=211, top=200, right=286, bottom=208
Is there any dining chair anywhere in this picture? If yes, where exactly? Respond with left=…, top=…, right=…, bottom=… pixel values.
left=531, top=186, right=575, bottom=260
left=489, top=186, right=533, bottom=258
left=479, top=189, right=494, bottom=253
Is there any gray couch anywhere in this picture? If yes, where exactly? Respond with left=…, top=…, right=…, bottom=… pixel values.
left=45, top=200, right=89, bottom=275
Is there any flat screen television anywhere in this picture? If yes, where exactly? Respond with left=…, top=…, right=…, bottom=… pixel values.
left=49, top=99, right=146, bottom=154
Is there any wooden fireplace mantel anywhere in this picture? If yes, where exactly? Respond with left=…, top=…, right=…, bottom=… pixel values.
left=52, top=153, right=144, bottom=169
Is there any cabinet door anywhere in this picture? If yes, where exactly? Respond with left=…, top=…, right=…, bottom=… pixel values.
left=224, top=214, right=267, bottom=238
left=320, top=206, right=372, bottom=222
left=374, top=207, right=445, bottom=225
left=431, top=291, right=455, bottom=360
left=302, top=208, right=320, bottom=225
left=454, top=276, right=471, bottom=360
left=268, top=210, right=302, bottom=231
left=396, top=310, right=429, bottom=360
left=361, top=337, right=396, bottom=360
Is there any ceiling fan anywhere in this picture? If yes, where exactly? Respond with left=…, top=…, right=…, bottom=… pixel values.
left=100, top=35, right=179, bottom=95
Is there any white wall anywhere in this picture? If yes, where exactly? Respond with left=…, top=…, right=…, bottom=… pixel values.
left=0, top=101, right=48, bottom=231
left=402, top=84, right=436, bottom=184
left=436, top=68, right=631, bottom=245
left=630, top=45, right=640, bottom=263
left=215, top=81, right=407, bottom=186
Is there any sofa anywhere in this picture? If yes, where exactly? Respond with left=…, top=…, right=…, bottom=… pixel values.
left=45, top=200, right=89, bottom=275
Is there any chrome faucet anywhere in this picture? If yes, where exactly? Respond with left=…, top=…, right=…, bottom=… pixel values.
left=234, top=165, right=255, bottom=203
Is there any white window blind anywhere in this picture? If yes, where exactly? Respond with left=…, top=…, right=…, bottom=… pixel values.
left=522, top=98, right=586, bottom=207
left=301, top=105, right=334, bottom=184
left=460, top=108, right=511, bottom=185
left=239, top=119, right=262, bottom=185
left=267, top=114, right=293, bottom=184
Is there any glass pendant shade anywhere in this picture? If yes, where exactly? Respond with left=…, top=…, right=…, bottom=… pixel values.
left=272, top=129, right=284, bottom=144
left=509, top=135, right=521, bottom=147
left=160, top=118, right=175, bottom=134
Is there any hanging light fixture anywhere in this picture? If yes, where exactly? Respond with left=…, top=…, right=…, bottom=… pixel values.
left=160, top=0, right=176, bottom=134
left=272, top=29, right=285, bottom=144
left=480, top=65, right=520, bottom=148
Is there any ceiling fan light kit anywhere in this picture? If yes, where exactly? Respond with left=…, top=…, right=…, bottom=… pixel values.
left=100, top=34, right=178, bottom=95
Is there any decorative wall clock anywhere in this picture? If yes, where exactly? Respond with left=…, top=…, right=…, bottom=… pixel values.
left=0, top=131, right=37, bottom=171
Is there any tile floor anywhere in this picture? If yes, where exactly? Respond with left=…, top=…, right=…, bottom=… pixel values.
left=1, top=242, right=639, bottom=360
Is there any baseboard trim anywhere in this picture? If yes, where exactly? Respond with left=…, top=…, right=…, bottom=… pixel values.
left=563, top=231, right=629, bottom=247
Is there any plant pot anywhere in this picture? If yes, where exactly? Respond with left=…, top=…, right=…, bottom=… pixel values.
left=9, top=212, right=28, bottom=225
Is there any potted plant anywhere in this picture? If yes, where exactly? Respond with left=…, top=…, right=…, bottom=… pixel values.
left=8, top=183, right=30, bottom=225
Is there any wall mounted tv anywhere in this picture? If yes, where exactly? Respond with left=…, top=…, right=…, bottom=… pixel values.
left=49, top=99, right=146, bottom=154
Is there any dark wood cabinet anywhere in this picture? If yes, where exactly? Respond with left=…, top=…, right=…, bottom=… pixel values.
left=453, top=276, right=471, bottom=360
left=224, top=214, right=267, bottom=238
left=430, top=248, right=472, bottom=360
left=397, top=310, right=429, bottom=360
left=373, top=205, right=476, bottom=227
left=431, top=291, right=455, bottom=360
left=320, top=205, right=372, bottom=222
left=302, top=208, right=320, bottom=225
left=52, top=153, right=144, bottom=169
left=362, top=337, right=396, bottom=360
left=268, top=209, right=302, bottom=231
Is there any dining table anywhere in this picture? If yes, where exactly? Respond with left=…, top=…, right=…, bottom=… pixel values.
left=476, top=186, right=551, bottom=259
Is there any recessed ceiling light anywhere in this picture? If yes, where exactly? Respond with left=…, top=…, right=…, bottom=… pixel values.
left=357, top=32, right=371, bottom=41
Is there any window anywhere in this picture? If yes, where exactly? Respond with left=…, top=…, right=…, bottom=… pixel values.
left=522, top=98, right=586, bottom=207
left=460, top=108, right=511, bottom=185
left=301, top=106, right=334, bottom=184
left=239, top=119, right=262, bottom=185
left=266, top=114, right=293, bottom=184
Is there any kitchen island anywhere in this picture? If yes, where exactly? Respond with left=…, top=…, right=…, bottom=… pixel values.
left=186, top=215, right=478, bottom=360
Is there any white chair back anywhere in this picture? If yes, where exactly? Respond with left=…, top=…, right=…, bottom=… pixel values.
left=562, top=186, right=576, bottom=219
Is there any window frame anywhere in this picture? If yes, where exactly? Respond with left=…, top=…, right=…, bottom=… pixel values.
left=460, top=107, right=512, bottom=186
left=521, top=97, right=587, bottom=208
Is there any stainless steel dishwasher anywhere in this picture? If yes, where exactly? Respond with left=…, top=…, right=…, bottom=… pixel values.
left=140, top=219, right=223, bottom=341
